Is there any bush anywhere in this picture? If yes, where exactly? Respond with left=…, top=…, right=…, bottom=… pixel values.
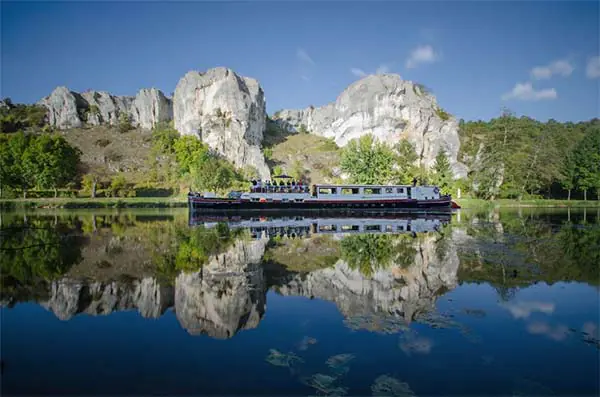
left=435, top=106, right=451, bottom=121
left=95, top=139, right=111, bottom=147
left=108, top=174, right=133, bottom=197
left=118, top=112, right=132, bottom=133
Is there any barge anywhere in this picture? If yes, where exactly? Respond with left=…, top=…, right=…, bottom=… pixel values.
left=188, top=176, right=460, bottom=212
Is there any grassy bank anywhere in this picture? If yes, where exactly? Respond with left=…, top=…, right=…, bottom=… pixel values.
left=0, top=197, right=187, bottom=210
left=456, top=198, right=600, bottom=209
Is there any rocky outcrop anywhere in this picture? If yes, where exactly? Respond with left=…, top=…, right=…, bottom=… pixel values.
left=80, top=91, right=132, bottom=126
left=173, top=67, right=270, bottom=179
left=39, top=87, right=171, bottom=130
left=39, top=86, right=87, bottom=129
left=130, top=88, right=173, bottom=130
left=273, top=74, right=467, bottom=178
left=174, top=237, right=268, bottom=338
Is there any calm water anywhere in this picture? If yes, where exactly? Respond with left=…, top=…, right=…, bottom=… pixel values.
left=1, top=208, right=599, bottom=396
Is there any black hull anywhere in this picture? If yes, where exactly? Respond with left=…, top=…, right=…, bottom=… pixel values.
left=188, top=198, right=453, bottom=213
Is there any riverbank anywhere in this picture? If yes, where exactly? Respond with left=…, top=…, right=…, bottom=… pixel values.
left=1, top=197, right=598, bottom=210
left=456, top=198, right=600, bottom=209
left=0, top=197, right=188, bottom=210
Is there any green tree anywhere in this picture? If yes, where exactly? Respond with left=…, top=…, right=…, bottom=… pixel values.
left=191, top=154, right=235, bottom=193
left=393, top=140, right=419, bottom=184
left=341, top=134, right=394, bottom=184
left=109, top=174, right=130, bottom=197
left=30, top=135, right=81, bottom=197
left=432, top=149, right=453, bottom=195
left=173, top=135, right=209, bottom=177
left=118, top=112, right=132, bottom=133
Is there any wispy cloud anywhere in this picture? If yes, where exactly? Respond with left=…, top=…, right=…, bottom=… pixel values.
left=531, top=59, right=574, bottom=80
left=501, top=82, right=557, bottom=101
left=296, top=48, right=315, bottom=82
left=405, top=45, right=439, bottom=69
left=527, top=321, right=570, bottom=341
left=296, top=48, right=315, bottom=66
left=586, top=56, right=600, bottom=79
left=350, top=64, right=394, bottom=78
left=350, top=68, right=366, bottom=77
left=502, top=301, right=555, bottom=319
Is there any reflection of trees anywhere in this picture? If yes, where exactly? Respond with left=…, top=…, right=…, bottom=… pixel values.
left=340, top=234, right=417, bottom=277
left=458, top=212, right=600, bottom=289
left=155, top=223, right=248, bottom=281
left=1, top=217, right=84, bottom=303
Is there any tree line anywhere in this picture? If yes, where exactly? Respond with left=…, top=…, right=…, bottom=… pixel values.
left=340, top=134, right=457, bottom=195
left=459, top=113, right=600, bottom=200
left=340, top=115, right=600, bottom=200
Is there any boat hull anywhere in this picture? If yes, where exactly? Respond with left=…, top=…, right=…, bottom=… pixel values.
left=188, top=197, right=453, bottom=212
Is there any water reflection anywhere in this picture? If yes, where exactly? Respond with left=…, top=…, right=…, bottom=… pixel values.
left=1, top=208, right=599, bottom=395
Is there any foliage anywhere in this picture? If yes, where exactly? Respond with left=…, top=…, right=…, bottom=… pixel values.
left=0, top=132, right=81, bottom=197
left=298, top=124, right=309, bottom=134
left=0, top=99, right=47, bottom=133
left=432, top=149, right=453, bottom=194
left=341, top=134, right=395, bottom=184
left=459, top=116, right=599, bottom=200
left=190, top=152, right=237, bottom=193
left=392, top=140, right=419, bottom=184
left=109, top=174, right=134, bottom=197
left=340, top=234, right=416, bottom=277
left=435, top=106, right=451, bottom=121
left=118, top=112, right=132, bottom=133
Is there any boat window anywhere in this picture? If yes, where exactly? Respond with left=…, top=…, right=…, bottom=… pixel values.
left=397, top=188, right=404, bottom=193
left=364, top=188, right=381, bottom=195
left=341, top=187, right=359, bottom=195
left=341, top=225, right=360, bottom=231
left=385, top=187, right=393, bottom=194
left=319, top=225, right=337, bottom=232
left=365, top=225, right=381, bottom=231
left=385, top=225, right=393, bottom=232
left=318, top=187, right=337, bottom=195
left=398, top=225, right=404, bottom=231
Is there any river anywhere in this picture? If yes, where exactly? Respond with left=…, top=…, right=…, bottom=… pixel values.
left=1, top=208, right=598, bottom=395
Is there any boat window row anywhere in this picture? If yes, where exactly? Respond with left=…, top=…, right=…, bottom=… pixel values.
left=317, top=187, right=407, bottom=195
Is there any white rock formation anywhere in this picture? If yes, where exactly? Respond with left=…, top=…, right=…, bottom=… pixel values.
left=38, top=86, right=86, bottom=129
left=81, top=91, right=132, bottom=126
left=130, top=88, right=173, bottom=130
left=273, top=74, right=468, bottom=178
left=39, top=87, right=171, bottom=130
left=173, top=67, right=270, bottom=179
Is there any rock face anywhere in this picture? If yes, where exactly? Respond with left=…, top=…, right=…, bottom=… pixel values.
left=130, top=88, right=173, bottom=130
left=39, top=86, right=86, bottom=129
left=273, top=74, right=467, bottom=178
left=39, top=87, right=171, bottom=130
left=173, top=67, right=270, bottom=179
left=80, top=91, right=132, bottom=126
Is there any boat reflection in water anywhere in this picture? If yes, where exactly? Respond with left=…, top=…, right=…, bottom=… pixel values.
left=189, top=211, right=451, bottom=239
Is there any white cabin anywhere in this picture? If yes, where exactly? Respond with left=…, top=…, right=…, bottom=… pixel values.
left=312, top=184, right=442, bottom=201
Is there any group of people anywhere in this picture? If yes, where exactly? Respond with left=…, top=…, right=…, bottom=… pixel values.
left=250, top=179, right=309, bottom=193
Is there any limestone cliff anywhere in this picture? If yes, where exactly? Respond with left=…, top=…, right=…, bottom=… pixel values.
left=38, top=87, right=172, bottom=130
left=173, top=67, right=270, bottom=179
left=273, top=74, right=467, bottom=178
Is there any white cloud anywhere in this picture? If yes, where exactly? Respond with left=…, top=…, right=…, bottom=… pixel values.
left=296, top=48, right=315, bottom=66
left=531, top=59, right=574, bottom=80
left=501, top=82, right=557, bottom=101
left=586, top=56, right=600, bottom=79
left=375, top=64, right=390, bottom=74
left=502, top=301, right=555, bottom=319
left=351, top=68, right=366, bottom=77
left=527, top=321, right=570, bottom=341
left=405, top=45, right=438, bottom=69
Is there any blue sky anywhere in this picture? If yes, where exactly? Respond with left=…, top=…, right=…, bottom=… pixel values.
left=1, top=1, right=598, bottom=122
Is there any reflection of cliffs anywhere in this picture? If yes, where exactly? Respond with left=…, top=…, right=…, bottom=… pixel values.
left=41, top=237, right=269, bottom=338
left=42, top=277, right=174, bottom=320
left=275, top=234, right=459, bottom=325
left=175, top=237, right=268, bottom=338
